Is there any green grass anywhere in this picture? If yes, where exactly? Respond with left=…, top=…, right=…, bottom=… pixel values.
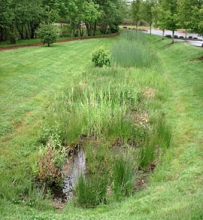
left=0, top=38, right=114, bottom=201
left=0, top=34, right=203, bottom=219
left=119, top=25, right=151, bottom=29
left=0, top=33, right=119, bottom=48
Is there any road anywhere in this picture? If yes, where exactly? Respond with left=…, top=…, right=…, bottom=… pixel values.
left=145, top=29, right=203, bottom=47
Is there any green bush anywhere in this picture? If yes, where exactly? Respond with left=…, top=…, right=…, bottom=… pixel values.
left=8, top=28, right=19, bottom=44
left=37, top=24, right=58, bottom=47
left=29, top=134, right=66, bottom=187
left=92, top=46, right=111, bottom=67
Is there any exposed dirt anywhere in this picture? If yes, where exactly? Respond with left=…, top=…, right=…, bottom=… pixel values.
left=0, top=33, right=120, bottom=51
left=190, top=56, right=203, bottom=61
left=195, top=56, right=203, bottom=60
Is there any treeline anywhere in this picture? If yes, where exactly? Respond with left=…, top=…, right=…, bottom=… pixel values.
left=0, top=0, right=126, bottom=43
left=131, top=0, right=203, bottom=43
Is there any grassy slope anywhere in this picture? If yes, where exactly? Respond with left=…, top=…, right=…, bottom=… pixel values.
left=0, top=36, right=203, bottom=219
left=0, top=38, right=114, bottom=206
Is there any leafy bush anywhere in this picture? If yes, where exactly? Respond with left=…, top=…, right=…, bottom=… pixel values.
left=29, top=134, right=66, bottom=187
left=37, top=24, right=58, bottom=47
left=8, top=28, right=19, bottom=44
left=92, top=46, right=111, bottom=67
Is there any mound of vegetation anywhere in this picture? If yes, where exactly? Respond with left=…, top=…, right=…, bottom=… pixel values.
left=0, top=31, right=202, bottom=219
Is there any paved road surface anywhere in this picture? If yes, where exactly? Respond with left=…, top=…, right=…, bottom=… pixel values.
left=146, top=29, right=203, bottom=47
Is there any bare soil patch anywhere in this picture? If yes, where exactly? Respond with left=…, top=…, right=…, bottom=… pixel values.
left=190, top=56, right=203, bottom=61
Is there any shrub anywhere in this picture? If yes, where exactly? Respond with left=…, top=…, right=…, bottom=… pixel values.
left=92, top=46, right=111, bottom=67
left=60, top=26, right=72, bottom=37
left=8, top=28, right=19, bottom=44
left=37, top=24, right=58, bottom=47
left=29, top=134, right=66, bottom=187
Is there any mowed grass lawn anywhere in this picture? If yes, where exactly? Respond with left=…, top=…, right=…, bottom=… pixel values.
left=0, top=35, right=203, bottom=219
left=0, top=38, right=114, bottom=205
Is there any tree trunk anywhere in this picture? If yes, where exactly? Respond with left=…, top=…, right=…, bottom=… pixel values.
left=16, top=24, right=23, bottom=39
left=78, top=21, right=83, bottom=37
left=162, top=29, right=165, bottom=40
left=0, top=27, right=5, bottom=41
left=100, top=24, right=107, bottom=34
left=172, top=30, right=175, bottom=44
left=185, top=29, right=187, bottom=39
left=93, top=21, right=96, bottom=36
left=149, top=23, right=152, bottom=35
left=85, top=22, right=92, bottom=36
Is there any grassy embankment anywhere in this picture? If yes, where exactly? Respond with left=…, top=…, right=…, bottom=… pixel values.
left=0, top=32, right=203, bottom=219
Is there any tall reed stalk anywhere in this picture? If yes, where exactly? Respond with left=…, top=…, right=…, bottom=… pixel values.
left=111, top=31, right=158, bottom=68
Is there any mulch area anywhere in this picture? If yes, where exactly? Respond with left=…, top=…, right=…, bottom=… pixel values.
left=0, top=33, right=120, bottom=51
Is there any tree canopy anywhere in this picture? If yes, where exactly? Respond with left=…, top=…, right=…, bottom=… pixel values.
left=1, top=0, right=203, bottom=44
left=0, top=0, right=126, bottom=43
left=131, top=0, right=203, bottom=43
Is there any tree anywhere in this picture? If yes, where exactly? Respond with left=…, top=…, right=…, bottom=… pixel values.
left=140, top=0, right=154, bottom=34
left=131, top=0, right=141, bottom=32
left=177, top=0, right=199, bottom=38
left=13, top=0, right=43, bottom=39
left=190, top=1, right=203, bottom=39
left=0, top=0, right=14, bottom=41
left=37, top=24, right=58, bottom=47
left=93, top=0, right=126, bottom=35
left=153, top=0, right=179, bottom=43
left=82, top=1, right=101, bottom=36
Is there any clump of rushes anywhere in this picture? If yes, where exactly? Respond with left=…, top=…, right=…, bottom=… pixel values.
left=75, top=173, right=108, bottom=208
left=111, top=31, right=158, bottom=68
left=138, top=115, right=172, bottom=170
left=113, top=155, right=135, bottom=201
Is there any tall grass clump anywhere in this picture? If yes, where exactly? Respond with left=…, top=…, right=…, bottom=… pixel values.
left=111, top=31, right=158, bottom=68
left=75, top=174, right=108, bottom=208
left=113, top=155, right=135, bottom=201
left=42, top=70, right=140, bottom=145
left=138, top=115, right=172, bottom=170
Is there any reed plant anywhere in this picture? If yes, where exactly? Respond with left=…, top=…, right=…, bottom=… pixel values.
left=75, top=173, right=108, bottom=208
left=111, top=31, right=158, bottom=68
left=138, top=115, right=172, bottom=170
left=112, top=155, right=135, bottom=201
left=43, top=71, right=140, bottom=145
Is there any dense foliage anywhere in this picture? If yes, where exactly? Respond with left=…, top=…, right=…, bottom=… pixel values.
left=37, top=24, right=58, bottom=47
left=92, top=46, right=111, bottom=67
left=131, top=0, right=203, bottom=42
left=0, top=0, right=126, bottom=43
